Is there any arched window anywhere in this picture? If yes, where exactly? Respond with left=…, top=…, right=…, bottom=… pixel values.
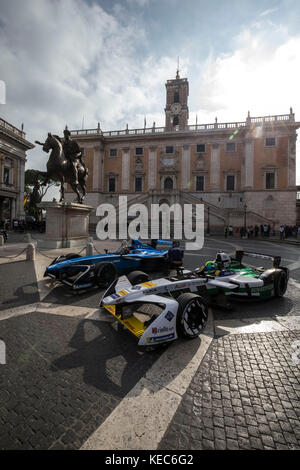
left=173, top=115, right=179, bottom=127
left=164, top=177, right=173, bottom=191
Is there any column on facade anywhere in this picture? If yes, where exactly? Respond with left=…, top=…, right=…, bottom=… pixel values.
left=210, top=143, right=220, bottom=190
left=148, top=146, right=157, bottom=189
left=16, top=158, right=25, bottom=218
left=181, top=145, right=191, bottom=189
left=121, top=147, right=130, bottom=191
left=92, top=144, right=104, bottom=191
left=288, top=133, right=297, bottom=188
left=244, top=137, right=254, bottom=189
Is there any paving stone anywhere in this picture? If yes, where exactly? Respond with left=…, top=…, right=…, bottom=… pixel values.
left=0, top=311, right=163, bottom=449
left=159, top=330, right=300, bottom=451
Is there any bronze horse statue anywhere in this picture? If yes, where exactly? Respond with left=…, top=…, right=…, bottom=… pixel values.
left=36, top=133, right=88, bottom=204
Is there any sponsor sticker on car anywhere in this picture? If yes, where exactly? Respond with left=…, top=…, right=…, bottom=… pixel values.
left=165, top=311, right=174, bottom=322
left=146, top=333, right=175, bottom=343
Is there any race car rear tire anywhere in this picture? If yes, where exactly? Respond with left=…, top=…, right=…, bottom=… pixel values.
left=176, top=293, right=208, bottom=339
left=65, top=253, right=81, bottom=260
left=274, top=270, right=288, bottom=297
left=127, top=270, right=150, bottom=286
left=95, top=262, right=118, bottom=287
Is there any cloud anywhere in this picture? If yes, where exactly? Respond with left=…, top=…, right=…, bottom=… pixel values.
left=0, top=0, right=173, bottom=171
left=260, top=7, right=278, bottom=17
left=0, top=0, right=299, bottom=186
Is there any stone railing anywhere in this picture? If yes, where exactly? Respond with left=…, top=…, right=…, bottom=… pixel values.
left=0, top=117, right=25, bottom=139
left=70, top=113, right=294, bottom=138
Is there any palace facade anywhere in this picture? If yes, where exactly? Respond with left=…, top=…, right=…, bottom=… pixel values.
left=67, top=72, right=300, bottom=232
left=0, top=117, right=34, bottom=223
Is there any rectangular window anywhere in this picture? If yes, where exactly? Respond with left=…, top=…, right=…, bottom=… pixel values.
left=3, top=167, right=9, bottom=185
left=110, top=148, right=117, bottom=157
left=80, top=147, right=85, bottom=156
left=196, top=144, right=205, bottom=153
left=226, top=142, right=236, bottom=152
left=266, top=172, right=275, bottom=189
left=265, top=137, right=276, bottom=147
left=135, top=147, right=143, bottom=155
left=196, top=175, right=204, bottom=191
left=108, top=177, right=116, bottom=192
left=135, top=177, right=142, bottom=192
left=166, top=146, right=174, bottom=154
left=226, top=175, right=235, bottom=191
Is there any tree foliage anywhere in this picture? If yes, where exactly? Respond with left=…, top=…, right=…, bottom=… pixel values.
left=24, top=169, right=59, bottom=216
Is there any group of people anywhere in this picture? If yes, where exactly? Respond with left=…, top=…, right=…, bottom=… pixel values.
left=1, top=218, right=46, bottom=233
left=279, top=224, right=300, bottom=240
left=224, top=223, right=300, bottom=240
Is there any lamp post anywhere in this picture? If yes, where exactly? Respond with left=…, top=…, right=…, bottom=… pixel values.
left=207, top=206, right=210, bottom=235
left=244, top=203, right=247, bottom=229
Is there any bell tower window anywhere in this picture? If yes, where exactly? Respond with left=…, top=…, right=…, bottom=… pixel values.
left=174, top=91, right=179, bottom=103
left=164, top=177, right=173, bottom=191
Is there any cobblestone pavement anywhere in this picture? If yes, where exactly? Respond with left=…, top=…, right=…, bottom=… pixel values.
left=0, top=236, right=299, bottom=450
left=0, top=311, right=162, bottom=450
left=159, top=330, right=300, bottom=450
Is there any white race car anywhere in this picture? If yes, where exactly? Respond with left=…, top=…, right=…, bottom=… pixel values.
left=99, top=269, right=239, bottom=347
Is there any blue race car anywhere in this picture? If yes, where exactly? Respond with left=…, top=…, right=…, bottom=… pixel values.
left=44, top=239, right=173, bottom=290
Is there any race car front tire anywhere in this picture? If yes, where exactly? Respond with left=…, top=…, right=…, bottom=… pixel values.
left=127, top=270, right=150, bottom=286
left=176, top=293, right=208, bottom=339
left=95, top=262, right=118, bottom=287
left=274, top=269, right=288, bottom=297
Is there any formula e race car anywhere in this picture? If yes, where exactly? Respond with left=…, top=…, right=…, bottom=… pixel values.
left=99, top=250, right=289, bottom=347
left=44, top=238, right=173, bottom=290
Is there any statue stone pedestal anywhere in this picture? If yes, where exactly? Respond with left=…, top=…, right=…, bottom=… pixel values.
left=37, top=202, right=93, bottom=249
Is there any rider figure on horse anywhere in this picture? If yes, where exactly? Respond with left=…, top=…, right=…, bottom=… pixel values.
left=63, top=126, right=84, bottom=186
left=35, top=126, right=86, bottom=187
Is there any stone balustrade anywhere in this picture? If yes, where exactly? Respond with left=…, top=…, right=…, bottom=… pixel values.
left=0, top=117, right=26, bottom=139
left=70, top=113, right=294, bottom=139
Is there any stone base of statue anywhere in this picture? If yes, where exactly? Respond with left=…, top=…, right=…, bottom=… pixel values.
left=37, top=202, right=93, bottom=249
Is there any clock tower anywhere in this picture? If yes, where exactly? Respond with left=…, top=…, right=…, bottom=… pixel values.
left=165, top=69, right=189, bottom=131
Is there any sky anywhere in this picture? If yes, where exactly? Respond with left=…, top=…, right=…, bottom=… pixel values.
left=0, top=0, right=300, bottom=193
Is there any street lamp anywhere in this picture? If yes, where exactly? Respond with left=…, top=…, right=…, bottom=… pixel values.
left=244, top=203, right=247, bottom=229
left=207, top=206, right=210, bottom=235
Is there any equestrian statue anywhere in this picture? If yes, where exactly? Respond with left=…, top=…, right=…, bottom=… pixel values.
left=35, top=126, right=88, bottom=204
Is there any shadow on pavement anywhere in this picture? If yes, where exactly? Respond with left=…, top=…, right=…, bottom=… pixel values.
left=0, top=261, right=39, bottom=310
left=50, top=318, right=164, bottom=397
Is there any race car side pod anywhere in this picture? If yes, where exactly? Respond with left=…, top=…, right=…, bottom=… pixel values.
left=235, top=250, right=281, bottom=268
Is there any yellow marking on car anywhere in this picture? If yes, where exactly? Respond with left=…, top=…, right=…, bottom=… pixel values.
left=141, top=281, right=157, bottom=288
left=104, top=304, right=116, bottom=314
left=118, top=290, right=129, bottom=296
left=103, top=304, right=146, bottom=338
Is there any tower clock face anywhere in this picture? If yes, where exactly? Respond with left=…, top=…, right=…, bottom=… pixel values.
left=170, top=103, right=182, bottom=114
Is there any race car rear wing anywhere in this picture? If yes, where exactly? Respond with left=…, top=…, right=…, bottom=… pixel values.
left=235, top=250, right=281, bottom=268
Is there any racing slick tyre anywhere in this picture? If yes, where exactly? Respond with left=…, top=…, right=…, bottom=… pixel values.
left=95, top=262, right=118, bottom=287
left=176, top=293, right=208, bottom=339
left=127, top=270, right=150, bottom=286
left=274, top=269, right=288, bottom=297
left=65, top=253, right=81, bottom=260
